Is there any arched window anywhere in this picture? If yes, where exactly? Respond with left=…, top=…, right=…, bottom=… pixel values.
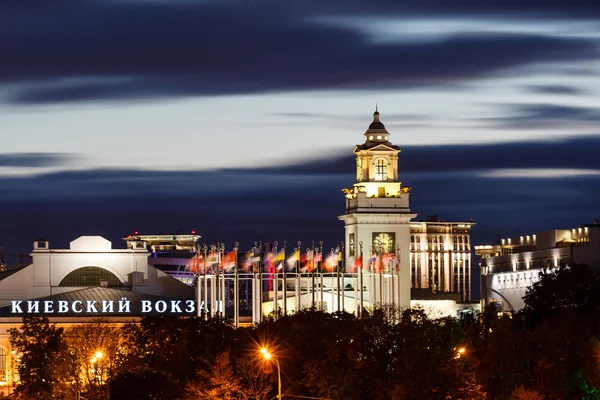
left=0, top=347, right=6, bottom=382
left=374, top=159, right=387, bottom=181
left=58, top=266, right=122, bottom=287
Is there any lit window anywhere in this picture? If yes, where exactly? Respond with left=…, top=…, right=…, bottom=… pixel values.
left=385, top=136, right=388, bottom=140
left=0, top=347, right=5, bottom=382
left=369, top=136, right=373, bottom=140
left=377, top=135, right=382, bottom=140
left=375, top=159, right=388, bottom=181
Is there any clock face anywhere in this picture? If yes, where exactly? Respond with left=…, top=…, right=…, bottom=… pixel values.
left=372, top=232, right=395, bottom=254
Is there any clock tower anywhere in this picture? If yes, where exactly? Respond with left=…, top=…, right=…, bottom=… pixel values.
left=339, top=109, right=417, bottom=309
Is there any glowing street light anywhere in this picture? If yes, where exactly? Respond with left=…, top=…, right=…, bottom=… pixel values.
left=94, top=351, right=103, bottom=359
left=455, top=347, right=466, bottom=359
left=260, top=347, right=282, bottom=400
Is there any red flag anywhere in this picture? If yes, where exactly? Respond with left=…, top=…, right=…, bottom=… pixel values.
left=186, top=254, right=205, bottom=274
left=349, top=253, right=363, bottom=273
left=222, top=251, right=236, bottom=272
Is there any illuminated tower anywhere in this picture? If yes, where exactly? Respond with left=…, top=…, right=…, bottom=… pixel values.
left=339, top=109, right=417, bottom=309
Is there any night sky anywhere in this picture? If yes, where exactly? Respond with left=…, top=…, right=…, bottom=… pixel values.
left=2, top=1, right=600, bottom=298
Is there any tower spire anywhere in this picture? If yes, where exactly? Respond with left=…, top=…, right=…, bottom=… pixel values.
left=375, top=103, right=378, bottom=113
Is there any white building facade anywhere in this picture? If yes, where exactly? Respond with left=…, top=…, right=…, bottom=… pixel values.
left=0, top=236, right=193, bottom=308
left=477, top=222, right=600, bottom=311
left=410, top=218, right=475, bottom=301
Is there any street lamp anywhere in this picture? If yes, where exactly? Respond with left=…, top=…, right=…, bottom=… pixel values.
left=455, top=347, right=466, bottom=359
left=260, top=347, right=282, bottom=400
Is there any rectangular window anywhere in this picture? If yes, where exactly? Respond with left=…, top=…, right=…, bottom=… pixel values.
left=375, top=159, right=388, bottom=181
left=0, top=348, right=6, bottom=381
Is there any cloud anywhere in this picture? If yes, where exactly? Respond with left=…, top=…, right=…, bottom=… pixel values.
left=479, top=168, right=600, bottom=178
left=0, top=153, right=76, bottom=168
left=1, top=1, right=599, bottom=104
left=522, top=84, right=585, bottom=95
left=485, top=103, right=600, bottom=129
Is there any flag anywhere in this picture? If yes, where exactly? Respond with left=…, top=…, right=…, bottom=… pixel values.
left=375, top=255, right=383, bottom=274
left=186, top=254, right=204, bottom=274
left=382, top=253, right=393, bottom=265
left=263, top=252, right=274, bottom=273
left=273, top=249, right=285, bottom=262
left=349, top=253, right=363, bottom=272
left=241, top=253, right=253, bottom=272
left=222, top=251, right=236, bottom=272
left=286, top=250, right=300, bottom=271
left=324, top=253, right=337, bottom=272
left=301, top=250, right=314, bottom=273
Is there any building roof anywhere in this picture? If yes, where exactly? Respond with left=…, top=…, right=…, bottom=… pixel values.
left=0, top=287, right=195, bottom=317
left=368, top=120, right=386, bottom=130
left=0, top=264, right=30, bottom=282
left=354, top=143, right=401, bottom=151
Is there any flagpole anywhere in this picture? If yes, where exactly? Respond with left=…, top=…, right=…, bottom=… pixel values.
left=203, top=244, right=209, bottom=320
left=319, top=241, right=324, bottom=311
left=311, top=240, right=315, bottom=310
left=295, top=241, right=301, bottom=312
left=396, top=243, right=401, bottom=320
left=341, top=241, right=345, bottom=313
left=336, top=243, right=340, bottom=313
left=210, top=244, right=217, bottom=319
left=234, top=242, right=239, bottom=328
left=217, top=243, right=222, bottom=318
left=359, top=241, right=364, bottom=318
left=379, top=255, right=385, bottom=307
left=282, top=240, right=287, bottom=317
left=273, top=241, right=279, bottom=321
left=195, top=244, right=201, bottom=318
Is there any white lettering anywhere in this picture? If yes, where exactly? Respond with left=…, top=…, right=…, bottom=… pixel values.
left=86, top=300, right=98, bottom=313
left=102, top=301, right=114, bottom=313
left=118, top=297, right=130, bottom=313
left=186, top=300, right=195, bottom=313
left=155, top=300, right=167, bottom=313
left=199, top=300, right=207, bottom=313
left=170, top=300, right=182, bottom=313
left=44, top=301, right=54, bottom=313
left=58, top=301, right=69, bottom=313
left=27, top=301, right=39, bottom=313
left=141, top=300, right=152, bottom=313
left=72, top=300, right=83, bottom=313
left=11, top=301, right=23, bottom=314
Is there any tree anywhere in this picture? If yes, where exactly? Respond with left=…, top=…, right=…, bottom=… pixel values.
left=512, top=385, right=545, bottom=400
left=62, top=319, right=122, bottom=399
left=237, top=355, right=272, bottom=400
left=8, top=317, right=66, bottom=399
left=108, top=366, right=180, bottom=400
left=522, top=264, right=600, bottom=328
left=186, top=352, right=244, bottom=400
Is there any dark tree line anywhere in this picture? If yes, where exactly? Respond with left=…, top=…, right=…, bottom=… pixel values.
left=4, top=264, right=600, bottom=400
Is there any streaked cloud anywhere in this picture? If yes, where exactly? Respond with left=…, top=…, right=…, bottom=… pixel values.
left=479, top=168, right=600, bottom=178
left=0, top=153, right=77, bottom=168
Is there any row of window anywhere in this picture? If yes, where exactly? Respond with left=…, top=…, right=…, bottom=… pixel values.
left=410, top=235, right=470, bottom=244
left=495, top=272, right=539, bottom=289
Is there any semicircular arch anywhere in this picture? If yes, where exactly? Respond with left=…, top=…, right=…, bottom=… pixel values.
left=58, top=266, right=124, bottom=287
left=488, top=288, right=516, bottom=311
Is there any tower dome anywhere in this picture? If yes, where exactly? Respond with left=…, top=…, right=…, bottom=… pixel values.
left=364, top=109, right=390, bottom=146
